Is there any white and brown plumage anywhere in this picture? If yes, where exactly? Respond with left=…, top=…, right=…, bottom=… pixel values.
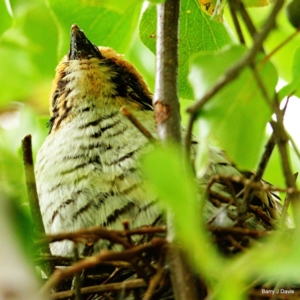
left=35, top=24, right=285, bottom=257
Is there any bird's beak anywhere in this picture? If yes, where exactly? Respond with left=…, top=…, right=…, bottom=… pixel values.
left=68, top=24, right=102, bottom=60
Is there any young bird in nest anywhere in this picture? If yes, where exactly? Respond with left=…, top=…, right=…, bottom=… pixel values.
left=35, top=24, right=285, bottom=257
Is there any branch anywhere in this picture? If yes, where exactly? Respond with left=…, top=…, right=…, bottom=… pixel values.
left=39, top=238, right=165, bottom=295
left=120, top=106, right=156, bottom=142
left=270, top=119, right=300, bottom=226
left=254, top=133, right=276, bottom=182
left=154, top=0, right=181, bottom=143
left=21, top=135, right=54, bottom=276
left=233, top=0, right=259, bottom=43
left=22, top=135, right=45, bottom=236
left=262, top=28, right=300, bottom=64
left=154, top=0, right=202, bottom=299
left=228, top=0, right=245, bottom=45
left=36, top=226, right=166, bottom=246
left=186, top=0, right=284, bottom=116
left=184, top=0, right=283, bottom=151
left=48, top=279, right=147, bottom=300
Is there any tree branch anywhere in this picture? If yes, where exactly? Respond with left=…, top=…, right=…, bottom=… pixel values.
left=186, top=0, right=284, bottom=116
left=21, top=135, right=54, bottom=276
left=184, top=0, right=283, bottom=150
left=154, top=0, right=202, bottom=299
left=39, top=239, right=165, bottom=295
left=154, top=0, right=181, bottom=143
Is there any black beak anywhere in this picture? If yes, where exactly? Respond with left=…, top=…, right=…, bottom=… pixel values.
left=68, top=24, right=102, bottom=60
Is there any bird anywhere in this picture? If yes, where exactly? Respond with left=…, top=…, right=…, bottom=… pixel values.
left=35, top=24, right=285, bottom=258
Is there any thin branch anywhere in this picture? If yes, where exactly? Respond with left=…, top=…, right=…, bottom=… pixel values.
left=22, top=135, right=45, bottom=236
left=254, top=133, right=276, bottom=182
left=262, top=28, right=300, bottom=64
left=72, top=244, right=82, bottom=300
left=209, top=225, right=271, bottom=237
left=36, top=226, right=166, bottom=246
left=49, top=279, right=147, bottom=300
left=233, top=0, right=259, bottom=41
left=207, top=174, right=300, bottom=195
left=251, top=66, right=274, bottom=108
left=36, top=255, right=132, bottom=268
left=143, top=259, right=165, bottom=300
left=184, top=0, right=284, bottom=153
left=280, top=173, right=299, bottom=228
left=255, top=97, right=290, bottom=182
left=228, top=0, right=246, bottom=45
left=186, top=0, right=284, bottom=116
left=184, top=113, right=196, bottom=161
left=120, top=106, right=156, bottom=142
left=287, top=131, right=300, bottom=161
left=39, top=238, right=165, bottom=295
left=237, top=65, right=275, bottom=215
left=270, top=119, right=300, bottom=225
left=21, top=135, right=54, bottom=276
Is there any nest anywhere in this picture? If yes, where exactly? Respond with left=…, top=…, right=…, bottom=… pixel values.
left=35, top=216, right=299, bottom=300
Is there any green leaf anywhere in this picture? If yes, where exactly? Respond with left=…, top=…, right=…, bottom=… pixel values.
left=0, top=0, right=13, bottom=38
left=148, top=0, right=165, bottom=3
left=243, top=0, right=273, bottom=7
left=47, top=0, right=143, bottom=58
left=142, top=144, right=224, bottom=275
left=139, top=0, right=231, bottom=100
left=279, top=47, right=300, bottom=100
left=78, top=0, right=145, bottom=13
left=0, top=1, right=58, bottom=107
left=189, top=45, right=277, bottom=170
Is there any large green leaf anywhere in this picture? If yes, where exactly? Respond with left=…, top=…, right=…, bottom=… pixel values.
left=47, top=0, right=143, bottom=58
left=79, top=0, right=143, bottom=13
left=0, top=0, right=13, bottom=38
left=279, top=47, right=300, bottom=100
left=0, top=1, right=57, bottom=108
left=139, top=0, right=231, bottom=100
left=225, top=6, right=300, bottom=82
left=78, top=0, right=165, bottom=12
left=189, top=45, right=278, bottom=170
left=142, top=144, right=224, bottom=275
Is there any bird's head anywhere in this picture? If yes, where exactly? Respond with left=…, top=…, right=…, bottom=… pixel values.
left=48, top=24, right=152, bottom=131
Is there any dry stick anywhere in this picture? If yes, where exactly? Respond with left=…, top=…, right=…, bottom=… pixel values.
left=49, top=279, right=147, bottom=300
left=238, top=66, right=275, bottom=215
left=120, top=106, right=156, bottom=142
left=255, top=98, right=290, bottom=182
left=207, top=174, right=300, bottom=195
left=280, top=173, right=299, bottom=229
left=228, top=0, right=245, bottom=45
left=233, top=0, right=258, bottom=39
left=71, top=244, right=82, bottom=300
left=185, top=0, right=284, bottom=149
left=36, top=256, right=132, bottom=268
left=21, top=135, right=54, bottom=277
left=262, top=28, right=300, bottom=65
left=39, top=238, right=165, bottom=295
left=154, top=0, right=202, bottom=299
left=143, top=262, right=165, bottom=300
left=122, top=221, right=158, bottom=284
left=270, top=119, right=300, bottom=226
left=254, top=134, right=276, bottom=182
left=37, top=226, right=166, bottom=246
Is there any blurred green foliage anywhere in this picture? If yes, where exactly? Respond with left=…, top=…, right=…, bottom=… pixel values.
left=1, top=0, right=300, bottom=298
left=189, top=45, right=278, bottom=169
left=140, top=1, right=231, bottom=99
